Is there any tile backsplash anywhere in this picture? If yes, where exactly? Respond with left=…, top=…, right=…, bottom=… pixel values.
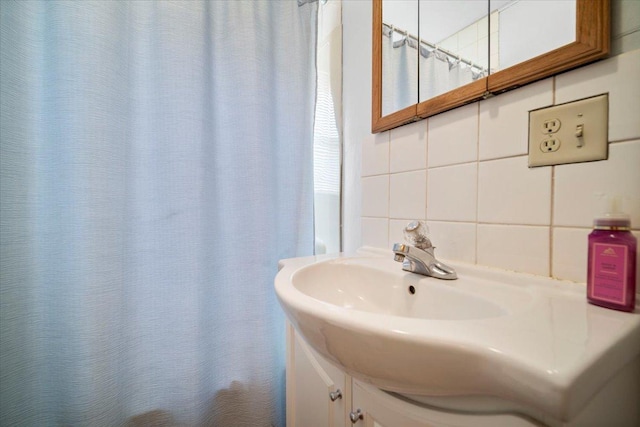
left=361, top=49, right=640, bottom=285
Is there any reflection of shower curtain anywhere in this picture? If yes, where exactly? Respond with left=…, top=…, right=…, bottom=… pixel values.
left=0, top=1, right=316, bottom=425
left=382, top=28, right=418, bottom=116
left=418, top=50, right=451, bottom=102
left=382, top=27, right=483, bottom=114
left=420, top=50, right=476, bottom=102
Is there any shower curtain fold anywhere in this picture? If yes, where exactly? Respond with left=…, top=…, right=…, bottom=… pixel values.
left=0, top=1, right=317, bottom=426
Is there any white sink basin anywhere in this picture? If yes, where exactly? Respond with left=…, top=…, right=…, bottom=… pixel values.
left=293, top=257, right=513, bottom=320
left=275, top=247, right=640, bottom=423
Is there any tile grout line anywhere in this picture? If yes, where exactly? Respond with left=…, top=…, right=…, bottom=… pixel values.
left=387, top=130, right=391, bottom=248
left=425, top=118, right=429, bottom=223
left=549, top=76, right=556, bottom=279
left=475, top=102, right=480, bottom=265
left=549, top=166, right=556, bottom=278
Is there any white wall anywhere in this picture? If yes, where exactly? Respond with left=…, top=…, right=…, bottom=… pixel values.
left=343, top=0, right=640, bottom=285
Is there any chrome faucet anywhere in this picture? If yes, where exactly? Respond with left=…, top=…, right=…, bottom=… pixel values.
left=392, top=221, right=457, bottom=280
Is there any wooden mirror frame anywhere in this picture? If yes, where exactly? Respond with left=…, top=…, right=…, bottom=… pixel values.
left=372, top=0, right=610, bottom=133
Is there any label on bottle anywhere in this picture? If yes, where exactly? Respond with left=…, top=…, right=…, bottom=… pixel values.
left=590, top=243, right=629, bottom=304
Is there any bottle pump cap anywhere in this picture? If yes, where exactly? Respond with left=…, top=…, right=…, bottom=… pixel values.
left=594, top=195, right=631, bottom=229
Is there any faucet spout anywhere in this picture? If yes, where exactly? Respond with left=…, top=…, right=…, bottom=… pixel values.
left=392, top=243, right=457, bottom=280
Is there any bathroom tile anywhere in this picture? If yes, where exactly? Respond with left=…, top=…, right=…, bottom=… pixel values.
left=554, top=140, right=640, bottom=228
left=614, top=1, right=640, bottom=36
left=478, top=156, right=551, bottom=225
left=361, top=175, right=389, bottom=217
left=458, top=23, right=478, bottom=51
left=390, top=120, right=426, bottom=173
left=361, top=132, right=389, bottom=177
left=612, top=30, right=640, bottom=57
left=478, top=16, right=489, bottom=40
left=477, top=224, right=550, bottom=276
left=427, top=103, right=478, bottom=167
left=427, top=221, right=476, bottom=264
left=489, top=11, right=499, bottom=35
left=427, top=163, right=477, bottom=222
left=361, top=217, right=389, bottom=249
left=489, top=29, right=499, bottom=65
left=555, top=49, right=640, bottom=142
left=440, top=34, right=458, bottom=54
left=553, top=228, right=640, bottom=291
left=552, top=227, right=590, bottom=283
left=477, top=36, right=489, bottom=69
left=479, top=78, right=553, bottom=160
left=610, top=2, right=640, bottom=54
left=389, top=170, right=427, bottom=220
left=459, top=44, right=478, bottom=69
left=489, top=54, right=500, bottom=73
left=389, top=219, right=408, bottom=247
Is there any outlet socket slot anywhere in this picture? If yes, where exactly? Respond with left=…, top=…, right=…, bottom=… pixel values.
left=543, top=119, right=561, bottom=134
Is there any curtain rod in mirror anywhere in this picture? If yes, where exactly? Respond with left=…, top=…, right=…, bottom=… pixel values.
left=383, top=22, right=487, bottom=75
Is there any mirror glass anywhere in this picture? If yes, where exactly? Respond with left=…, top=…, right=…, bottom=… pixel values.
left=381, top=0, right=419, bottom=117
left=489, top=0, right=576, bottom=72
left=417, top=0, right=496, bottom=103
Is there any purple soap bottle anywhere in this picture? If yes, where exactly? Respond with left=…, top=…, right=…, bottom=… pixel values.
left=587, top=197, right=637, bottom=312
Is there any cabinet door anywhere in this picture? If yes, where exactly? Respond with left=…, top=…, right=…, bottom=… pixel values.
left=351, top=380, right=539, bottom=427
left=351, top=380, right=436, bottom=427
left=287, top=323, right=346, bottom=427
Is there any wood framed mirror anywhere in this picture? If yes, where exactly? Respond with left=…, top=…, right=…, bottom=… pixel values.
left=372, top=0, right=610, bottom=133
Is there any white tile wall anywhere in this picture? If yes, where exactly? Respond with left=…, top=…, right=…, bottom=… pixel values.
left=555, top=50, right=640, bottom=142
left=389, top=170, right=427, bottom=220
left=489, top=11, right=499, bottom=70
left=477, top=224, right=550, bottom=276
left=478, top=78, right=553, bottom=160
left=361, top=131, right=389, bottom=177
left=427, top=221, right=477, bottom=264
left=390, top=121, right=426, bottom=173
left=478, top=156, right=551, bottom=225
left=428, top=103, right=478, bottom=167
left=362, top=217, right=389, bottom=249
left=552, top=227, right=590, bottom=282
left=360, top=49, right=640, bottom=282
left=554, top=140, right=640, bottom=228
left=361, top=175, right=389, bottom=217
left=439, top=16, right=491, bottom=70
left=427, top=163, right=477, bottom=222
left=389, top=219, right=408, bottom=247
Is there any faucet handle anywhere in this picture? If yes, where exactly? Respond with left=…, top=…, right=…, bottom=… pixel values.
left=403, top=220, right=432, bottom=250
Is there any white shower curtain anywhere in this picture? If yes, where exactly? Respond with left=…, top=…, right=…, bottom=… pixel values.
left=0, top=1, right=316, bottom=426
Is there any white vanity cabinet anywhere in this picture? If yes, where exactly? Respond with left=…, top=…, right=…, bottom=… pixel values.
left=286, top=322, right=349, bottom=427
left=351, top=380, right=540, bottom=427
left=278, top=251, right=640, bottom=427
left=287, top=322, right=640, bottom=427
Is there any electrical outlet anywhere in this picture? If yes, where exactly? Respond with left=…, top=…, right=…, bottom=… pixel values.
left=543, top=119, right=561, bottom=134
left=540, top=137, right=560, bottom=152
left=528, top=94, right=608, bottom=167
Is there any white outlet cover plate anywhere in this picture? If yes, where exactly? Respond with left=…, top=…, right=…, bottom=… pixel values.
left=528, top=94, right=608, bottom=167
